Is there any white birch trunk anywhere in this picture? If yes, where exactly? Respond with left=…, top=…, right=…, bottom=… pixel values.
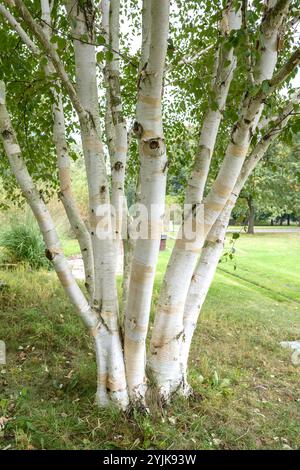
left=2, top=0, right=297, bottom=410
left=148, top=3, right=242, bottom=398
left=108, top=0, right=127, bottom=244
left=40, top=0, right=94, bottom=300
left=186, top=2, right=242, bottom=204
left=0, top=81, right=128, bottom=407
left=124, top=0, right=170, bottom=405
left=2, top=0, right=128, bottom=409
left=180, top=201, right=235, bottom=395
left=204, top=0, right=289, bottom=234
left=180, top=87, right=300, bottom=391
left=0, top=80, right=98, bottom=338
left=65, top=1, right=128, bottom=408
left=53, top=94, right=95, bottom=299
left=149, top=0, right=290, bottom=399
left=101, top=0, right=128, bottom=274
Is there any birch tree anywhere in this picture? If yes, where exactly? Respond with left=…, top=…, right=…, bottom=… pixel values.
left=0, top=0, right=300, bottom=411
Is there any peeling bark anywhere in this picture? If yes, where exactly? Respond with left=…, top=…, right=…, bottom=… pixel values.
left=149, top=2, right=242, bottom=399
left=124, top=0, right=170, bottom=405
left=149, top=0, right=291, bottom=399
left=180, top=87, right=300, bottom=392
left=65, top=0, right=128, bottom=409
left=41, top=0, right=94, bottom=300
left=0, top=81, right=98, bottom=332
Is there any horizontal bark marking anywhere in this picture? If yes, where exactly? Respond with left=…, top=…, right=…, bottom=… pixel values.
left=147, top=114, right=162, bottom=122
left=189, top=169, right=206, bottom=183
left=227, top=143, right=248, bottom=158
left=156, top=303, right=185, bottom=316
left=214, top=181, right=233, bottom=198
left=125, top=333, right=147, bottom=345
left=204, top=201, right=224, bottom=212
left=139, top=94, right=161, bottom=106
left=107, top=375, right=127, bottom=393
left=5, top=143, right=21, bottom=155
left=97, top=374, right=108, bottom=385
left=58, top=167, right=71, bottom=195
left=83, top=135, right=103, bottom=153
left=115, top=146, right=127, bottom=154
left=131, top=260, right=154, bottom=284
left=175, top=239, right=202, bottom=254
left=140, top=129, right=157, bottom=139
left=101, top=311, right=119, bottom=331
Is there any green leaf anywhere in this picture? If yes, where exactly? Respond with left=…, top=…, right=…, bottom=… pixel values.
left=97, top=35, right=106, bottom=45
left=96, top=51, right=105, bottom=63
left=105, top=51, right=114, bottom=62
left=262, top=80, right=270, bottom=95
left=56, top=36, right=66, bottom=50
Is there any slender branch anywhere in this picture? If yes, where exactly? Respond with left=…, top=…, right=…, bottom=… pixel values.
left=40, top=0, right=95, bottom=300
left=0, top=3, right=40, bottom=55
left=35, top=16, right=139, bottom=68
left=180, top=87, right=300, bottom=389
left=0, top=80, right=98, bottom=330
left=10, top=0, right=87, bottom=119
left=240, top=88, right=300, bottom=183
left=269, top=46, right=300, bottom=89
left=165, top=44, right=214, bottom=74
left=242, top=0, right=254, bottom=85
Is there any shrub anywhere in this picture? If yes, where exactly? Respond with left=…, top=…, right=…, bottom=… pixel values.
left=0, top=220, right=51, bottom=270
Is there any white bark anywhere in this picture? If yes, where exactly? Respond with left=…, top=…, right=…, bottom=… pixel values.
left=1, top=0, right=128, bottom=409
left=0, top=81, right=97, bottom=332
left=0, top=80, right=128, bottom=408
left=65, top=0, right=128, bottom=409
left=139, top=0, right=152, bottom=72
left=1, top=1, right=95, bottom=299
left=53, top=93, right=95, bottom=299
left=180, top=200, right=235, bottom=395
left=149, top=0, right=290, bottom=399
left=101, top=0, right=128, bottom=273
left=148, top=2, right=242, bottom=398
left=2, top=0, right=298, bottom=411
left=40, top=0, right=95, bottom=300
left=180, top=88, right=300, bottom=391
left=124, top=0, right=170, bottom=405
left=186, top=2, right=242, bottom=204
left=0, top=3, right=39, bottom=55
left=204, top=0, right=290, bottom=234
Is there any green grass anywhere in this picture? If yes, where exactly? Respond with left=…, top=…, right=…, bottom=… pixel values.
left=221, top=233, right=300, bottom=302
left=61, top=238, right=80, bottom=257
left=0, top=233, right=299, bottom=450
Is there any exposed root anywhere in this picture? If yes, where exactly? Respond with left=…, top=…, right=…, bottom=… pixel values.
left=125, top=400, right=150, bottom=417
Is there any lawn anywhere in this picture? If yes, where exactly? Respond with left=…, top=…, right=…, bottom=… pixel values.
left=61, top=238, right=81, bottom=258
left=0, top=233, right=299, bottom=450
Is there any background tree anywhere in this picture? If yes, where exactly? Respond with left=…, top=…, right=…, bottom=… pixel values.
left=233, top=138, right=300, bottom=231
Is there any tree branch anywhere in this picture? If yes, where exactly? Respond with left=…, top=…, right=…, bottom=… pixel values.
left=242, top=0, right=255, bottom=85
left=0, top=3, right=40, bottom=55
left=0, top=80, right=98, bottom=330
left=9, top=0, right=87, bottom=120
